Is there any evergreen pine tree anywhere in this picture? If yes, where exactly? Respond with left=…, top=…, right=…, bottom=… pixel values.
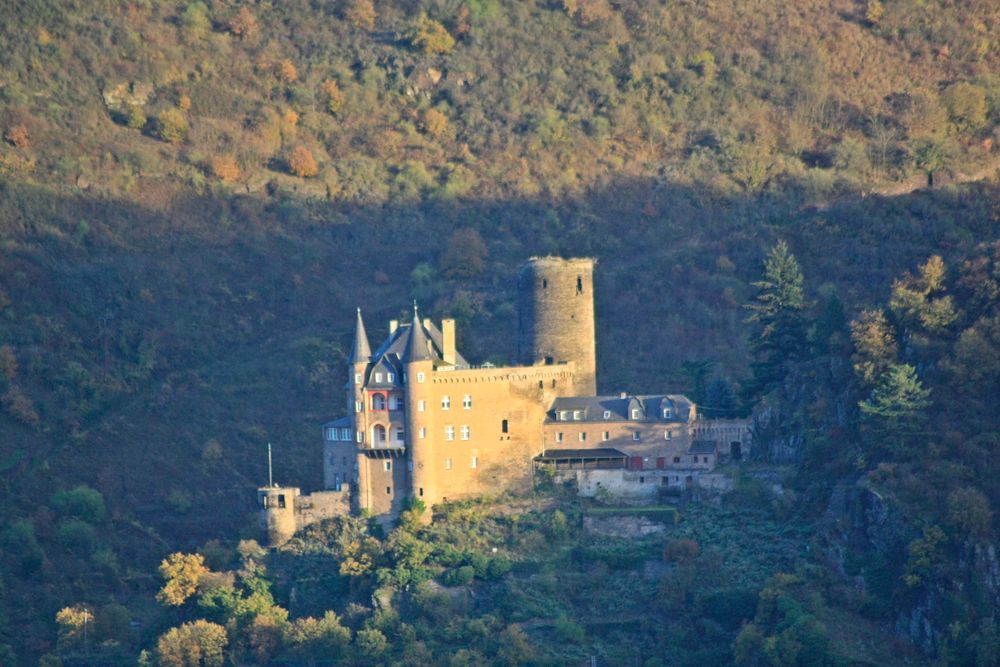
left=745, top=241, right=808, bottom=398
left=860, top=363, right=931, bottom=460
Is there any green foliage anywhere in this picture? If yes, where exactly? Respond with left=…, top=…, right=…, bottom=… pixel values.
left=51, top=485, right=106, bottom=523
left=902, top=525, right=947, bottom=588
left=156, top=620, right=227, bottom=667
left=56, top=519, right=97, bottom=557
left=406, top=16, right=456, bottom=54
left=1, top=519, right=43, bottom=574
left=153, top=108, right=189, bottom=143
left=859, top=363, right=931, bottom=460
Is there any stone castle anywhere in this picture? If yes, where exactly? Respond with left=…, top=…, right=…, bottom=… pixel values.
left=259, top=257, right=750, bottom=545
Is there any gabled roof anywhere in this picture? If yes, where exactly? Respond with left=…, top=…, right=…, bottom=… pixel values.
left=367, top=311, right=469, bottom=368
left=366, top=356, right=403, bottom=388
left=349, top=308, right=372, bottom=364
left=545, top=394, right=694, bottom=423
left=689, top=440, right=718, bottom=455
left=321, top=416, right=352, bottom=429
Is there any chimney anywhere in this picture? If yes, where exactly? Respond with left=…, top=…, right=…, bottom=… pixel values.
left=442, top=318, right=456, bottom=365
left=423, top=318, right=432, bottom=331
left=619, top=391, right=627, bottom=399
left=389, top=320, right=398, bottom=334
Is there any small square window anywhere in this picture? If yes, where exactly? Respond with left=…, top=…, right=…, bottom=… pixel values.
left=603, top=410, right=611, bottom=419
left=632, top=432, right=640, bottom=441
left=463, top=395, right=472, bottom=409
left=417, top=372, right=426, bottom=383
left=664, top=431, right=672, bottom=441
left=579, top=432, right=587, bottom=442
left=442, top=396, right=451, bottom=410
left=375, top=372, right=383, bottom=383
left=556, top=432, right=564, bottom=443
left=673, top=456, right=680, bottom=463
left=631, top=409, right=641, bottom=419
left=384, top=461, right=391, bottom=471
left=602, top=431, right=609, bottom=441
left=558, top=410, right=568, bottom=421
left=573, top=410, right=582, bottom=420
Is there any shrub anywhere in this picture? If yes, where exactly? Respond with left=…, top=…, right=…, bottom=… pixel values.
left=4, top=124, right=29, bottom=148
left=153, top=108, right=189, bottom=143
left=57, top=519, right=97, bottom=556
left=210, top=155, right=239, bottom=183
left=51, top=485, right=107, bottom=523
left=553, top=616, right=586, bottom=644
left=157, top=620, right=227, bottom=667
left=407, top=16, right=455, bottom=54
left=942, top=82, right=988, bottom=130
left=126, top=105, right=147, bottom=129
left=355, top=628, right=387, bottom=658
left=444, top=565, right=476, bottom=586
left=422, top=108, right=449, bottom=137
left=1, top=519, right=44, bottom=574
left=288, top=146, right=318, bottom=177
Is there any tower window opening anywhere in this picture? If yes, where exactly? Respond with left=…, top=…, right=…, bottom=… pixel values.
left=386, top=486, right=391, bottom=495
left=577, top=276, right=583, bottom=293
left=545, top=356, right=554, bottom=365
left=542, top=279, right=548, bottom=288
left=419, top=487, right=423, bottom=496
left=277, top=495, right=286, bottom=508
left=502, top=419, right=509, bottom=433
left=539, top=380, right=544, bottom=389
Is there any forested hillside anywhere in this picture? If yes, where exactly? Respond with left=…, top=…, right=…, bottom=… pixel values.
left=0, top=0, right=998, bottom=664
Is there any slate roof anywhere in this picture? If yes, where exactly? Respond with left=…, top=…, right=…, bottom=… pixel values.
left=404, top=305, right=435, bottom=362
left=545, top=394, right=695, bottom=423
left=321, top=416, right=352, bottom=429
left=368, top=315, right=469, bottom=369
left=536, top=448, right=628, bottom=460
left=349, top=308, right=372, bottom=364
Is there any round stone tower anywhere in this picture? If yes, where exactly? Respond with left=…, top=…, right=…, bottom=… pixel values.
left=517, top=257, right=597, bottom=395
left=257, top=486, right=300, bottom=546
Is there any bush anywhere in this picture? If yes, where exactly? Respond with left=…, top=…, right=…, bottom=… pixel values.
left=57, top=519, right=97, bottom=556
left=1, top=519, right=44, bottom=574
left=126, top=105, right=147, bottom=129
left=51, top=485, right=106, bottom=523
left=344, top=0, right=376, bottom=30
left=4, top=124, right=29, bottom=149
left=288, top=146, right=318, bottom=177
left=553, top=616, right=586, bottom=644
left=153, top=108, right=189, bottom=143
left=407, top=16, right=455, bottom=54
left=443, top=565, right=476, bottom=586
left=209, top=155, right=239, bottom=183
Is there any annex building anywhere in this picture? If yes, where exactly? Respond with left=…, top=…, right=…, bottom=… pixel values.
left=259, top=257, right=750, bottom=544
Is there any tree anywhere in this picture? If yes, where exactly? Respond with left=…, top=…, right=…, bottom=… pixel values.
left=284, top=612, right=351, bottom=666
left=422, top=108, right=449, bottom=138
left=942, top=82, right=988, bottom=131
left=279, top=59, right=298, bottom=84
left=947, top=487, right=992, bottom=538
left=288, top=146, right=318, bottom=177
left=55, top=606, right=94, bottom=651
left=745, top=241, right=808, bottom=397
left=859, top=363, right=931, bottom=460
left=156, top=620, right=228, bottom=667
left=210, top=155, right=239, bottom=183
left=126, top=105, right=147, bottom=130
left=227, top=7, right=257, bottom=40
left=440, top=228, right=488, bottom=278
left=890, top=255, right=956, bottom=335
left=850, top=309, right=898, bottom=387
left=322, top=79, right=344, bottom=115
left=344, top=0, right=376, bottom=30
left=407, top=16, right=455, bottom=54
left=51, top=485, right=106, bottom=523
left=157, top=552, right=210, bottom=606
left=355, top=628, right=387, bottom=659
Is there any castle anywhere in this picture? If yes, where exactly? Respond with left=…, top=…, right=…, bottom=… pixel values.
left=258, top=257, right=750, bottom=545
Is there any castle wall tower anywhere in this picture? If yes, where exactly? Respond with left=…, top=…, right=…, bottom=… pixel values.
left=257, top=486, right=300, bottom=546
left=517, top=257, right=597, bottom=395
left=403, top=306, right=436, bottom=514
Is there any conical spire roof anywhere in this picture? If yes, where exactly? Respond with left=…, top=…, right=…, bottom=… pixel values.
left=404, top=303, right=435, bottom=363
left=349, top=307, right=372, bottom=364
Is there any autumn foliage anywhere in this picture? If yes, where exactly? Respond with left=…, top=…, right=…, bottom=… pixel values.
left=288, top=146, right=318, bottom=177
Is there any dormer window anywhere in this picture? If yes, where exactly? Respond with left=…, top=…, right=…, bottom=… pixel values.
left=387, top=372, right=394, bottom=383
left=573, top=410, right=582, bottom=420
left=354, top=373, right=362, bottom=384
left=663, top=408, right=673, bottom=418
left=603, top=410, right=611, bottom=419
left=375, top=372, right=383, bottom=383
left=631, top=409, right=641, bottom=419
left=558, top=411, right=568, bottom=421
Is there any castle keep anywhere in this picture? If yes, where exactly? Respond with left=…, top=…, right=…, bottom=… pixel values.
left=259, top=257, right=750, bottom=544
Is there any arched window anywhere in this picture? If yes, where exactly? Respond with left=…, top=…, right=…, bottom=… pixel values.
left=372, top=424, right=387, bottom=444
left=372, top=394, right=386, bottom=410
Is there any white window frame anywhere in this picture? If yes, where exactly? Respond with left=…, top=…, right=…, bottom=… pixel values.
left=556, top=432, right=563, bottom=443
left=573, top=410, right=582, bottom=420
left=354, top=373, right=362, bottom=384
left=419, top=427, right=426, bottom=439
left=387, top=372, right=394, bottom=383
left=665, top=430, right=672, bottom=440
left=417, top=372, right=425, bottom=383
left=579, top=432, right=587, bottom=442
left=442, top=396, right=451, bottom=410
left=603, top=410, right=611, bottom=419
left=558, top=410, right=568, bottom=420
left=602, top=431, right=609, bottom=441
left=375, top=372, right=383, bottom=383
left=463, top=394, right=472, bottom=409
left=384, top=461, right=391, bottom=471
left=460, top=425, right=470, bottom=441
left=418, top=400, right=426, bottom=412
left=631, top=409, right=641, bottom=419
left=663, top=408, right=672, bottom=418
left=470, top=456, right=478, bottom=469
left=355, top=401, right=362, bottom=413
left=632, top=432, right=640, bottom=441
left=445, top=458, right=453, bottom=470
left=445, top=426, right=455, bottom=441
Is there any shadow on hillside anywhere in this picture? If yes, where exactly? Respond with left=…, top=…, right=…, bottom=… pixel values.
left=0, top=173, right=995, bottom=546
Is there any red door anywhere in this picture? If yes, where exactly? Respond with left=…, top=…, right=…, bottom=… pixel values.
left=656, top=457, right=665, bottom=469
left=629, top=456, right=643, bottom=470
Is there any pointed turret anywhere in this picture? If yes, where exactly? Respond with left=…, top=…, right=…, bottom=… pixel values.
left=350, top=307, right=372, bottom=364
left=404, top=303, right=435, bottom=363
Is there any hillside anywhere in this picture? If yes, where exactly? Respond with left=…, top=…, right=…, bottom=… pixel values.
left=0, top=0, right=999, bottom=664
